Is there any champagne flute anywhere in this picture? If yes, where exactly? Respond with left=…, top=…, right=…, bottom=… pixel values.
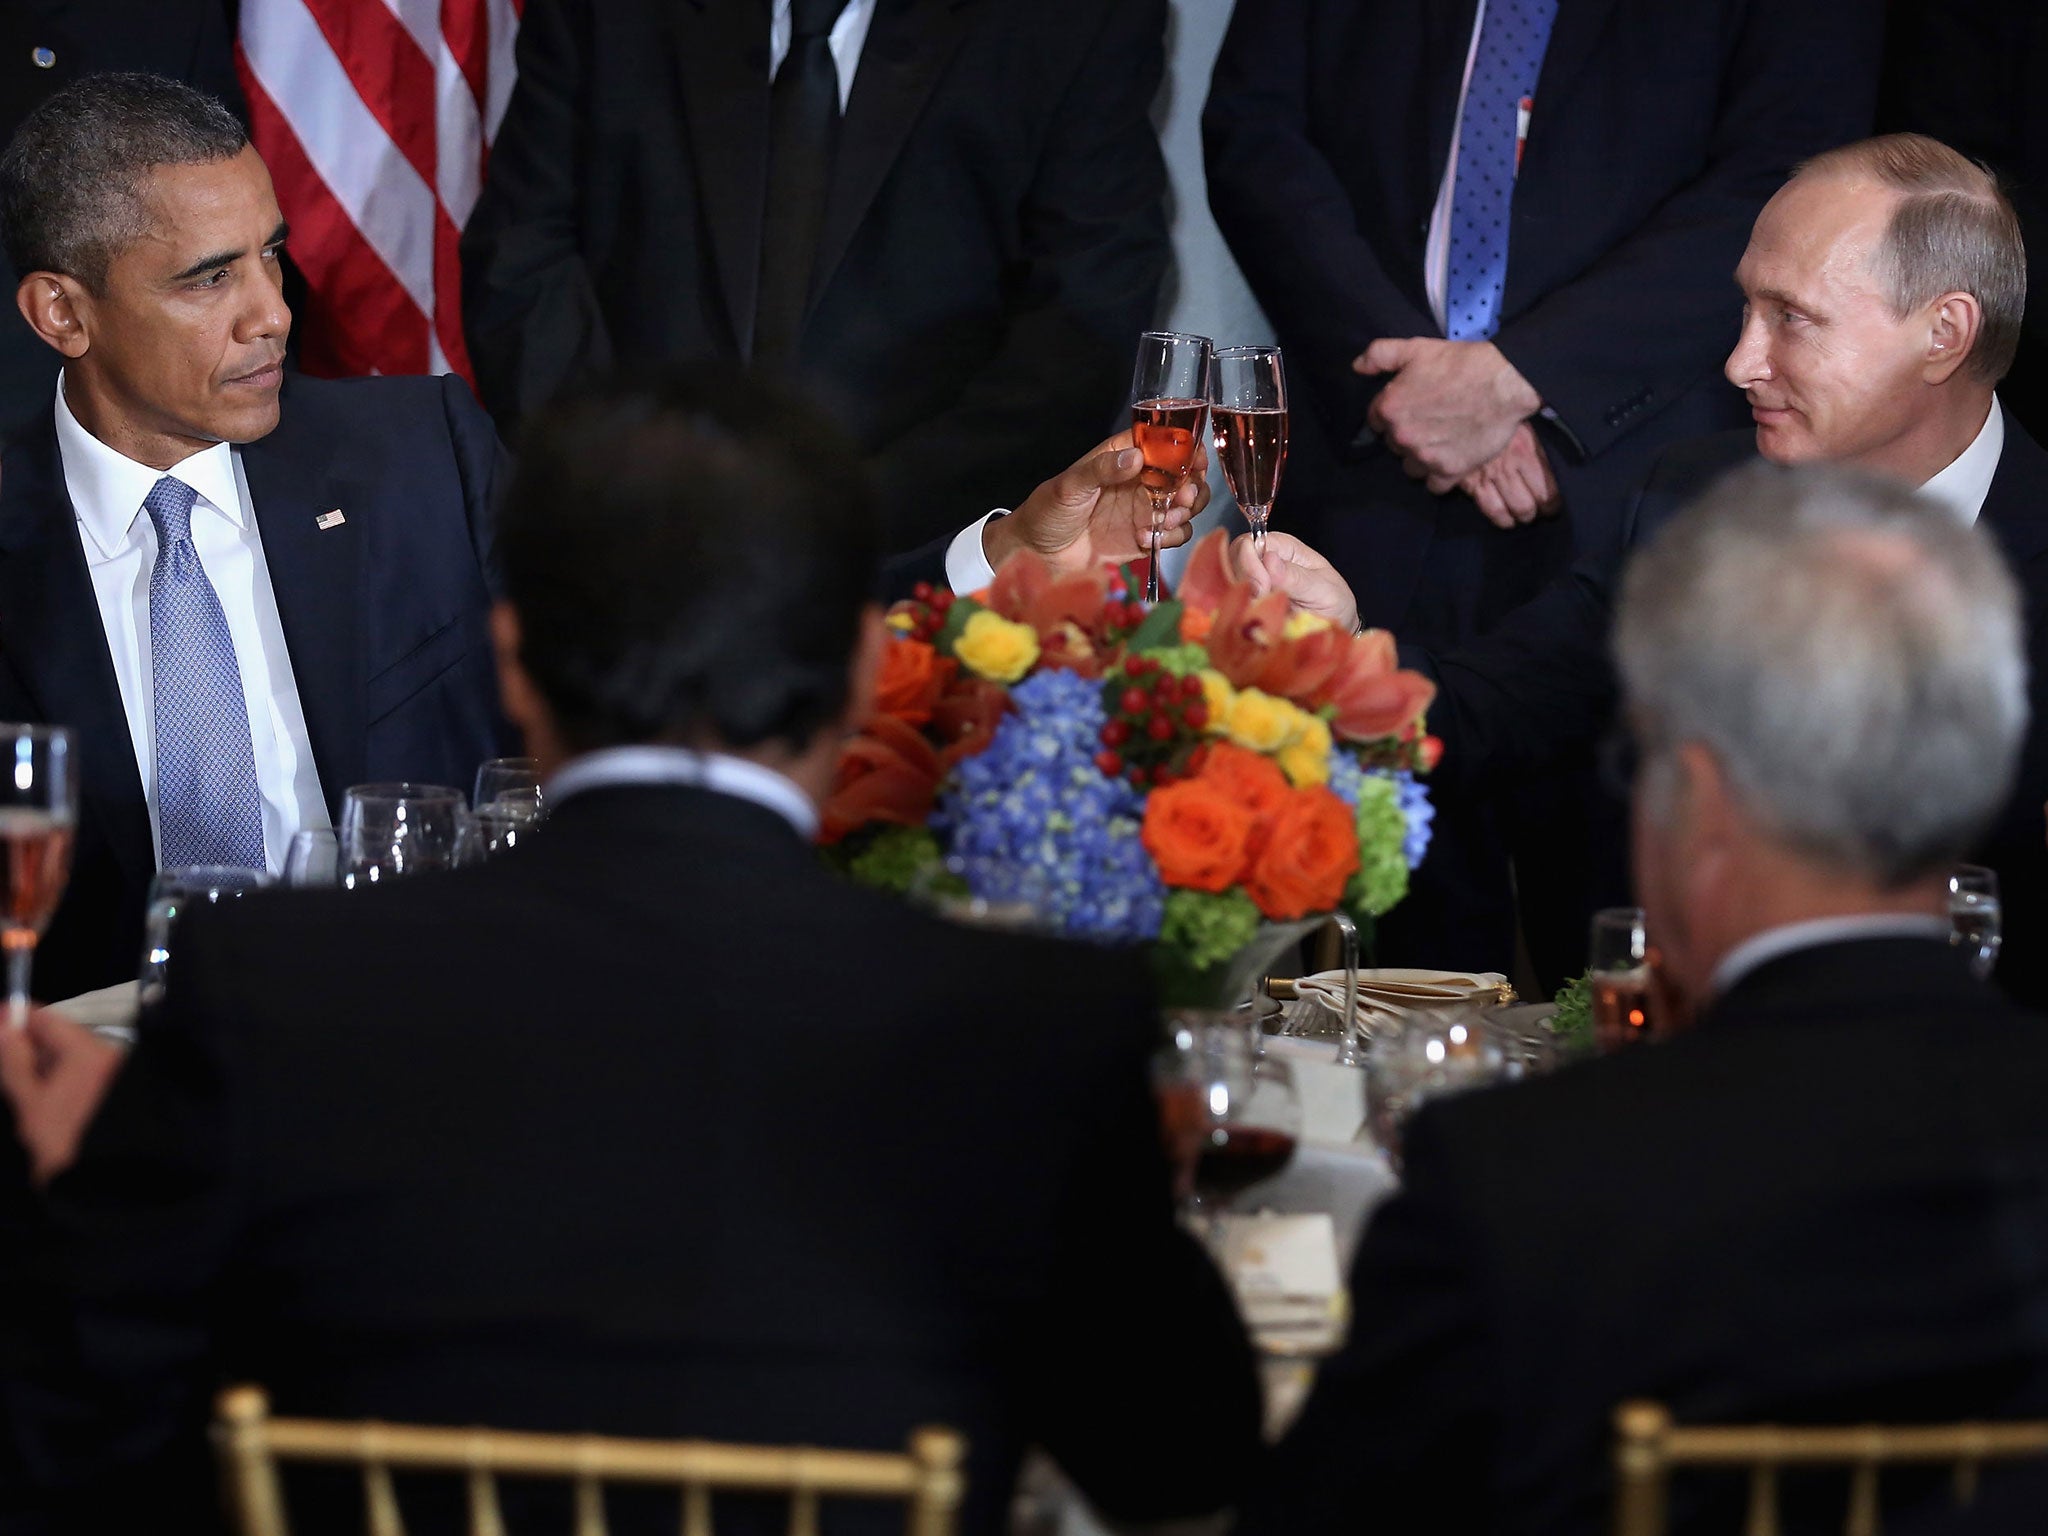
left=1589, top=906, right=1652, bottom=1052
left=1211, top=345, right=1289, bottom=555
left=0, top=725, right=77, bottom=1029
left=339, top=783, right=466, bottom=888
left=1130, top=331, right=1213, bottom=603
left=1949, top=863, right=2002, bottom=980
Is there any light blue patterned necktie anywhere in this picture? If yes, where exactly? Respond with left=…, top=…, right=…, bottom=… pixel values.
left=1443, top=0, right=1560, bottom=341
left=145, top=475, right=266, bottom=870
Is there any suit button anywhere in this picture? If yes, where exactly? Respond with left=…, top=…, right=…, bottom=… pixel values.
left=31, top=46, right=55, bottom=68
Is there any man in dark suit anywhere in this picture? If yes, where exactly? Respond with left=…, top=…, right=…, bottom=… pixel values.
left=1243, top=463, right=2048, bottom=1536
left=0, top=1, right=243, bottom=444
left=460, top=0, right=1170, bottom=551
left=1204, top=0, right=1883, bottom=985
left=1250, top=134, right=2048, bottom=1005
left=0, top=74, right=509, bottom=1004
left=0, top=372, right=1261, bottom=1535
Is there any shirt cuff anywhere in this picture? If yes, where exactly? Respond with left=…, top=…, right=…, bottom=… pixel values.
left=944, top=510, right=1008, bottom=593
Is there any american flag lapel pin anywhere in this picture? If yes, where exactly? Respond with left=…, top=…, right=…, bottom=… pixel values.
left=315, top=509, right=346, bottom=530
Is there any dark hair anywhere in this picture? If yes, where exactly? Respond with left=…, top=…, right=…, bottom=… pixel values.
left=0, top=72, right=248, bottom=292
left=498, top=373, right=882, bottom=755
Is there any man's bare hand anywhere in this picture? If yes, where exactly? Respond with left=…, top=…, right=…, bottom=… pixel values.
left=0, top=1008, right=124, bottom=1185
left=1434, top=422, right=1562, bottom=529
left=1356, top=337, right=1542, bottom=482
left=1232, top=530, right=1360, bottom=634
left=984, top=431, right=1208, bottom=577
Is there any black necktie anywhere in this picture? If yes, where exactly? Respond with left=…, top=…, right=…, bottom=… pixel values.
left=755, top=0, right=851, bottom=369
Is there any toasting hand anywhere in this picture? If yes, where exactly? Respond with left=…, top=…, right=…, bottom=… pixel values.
left=0, top=1007, right=124, bottom=1185
left=1231, top=530, right=1361, bottom=635
left=983, top=431, right=1209, bottom=577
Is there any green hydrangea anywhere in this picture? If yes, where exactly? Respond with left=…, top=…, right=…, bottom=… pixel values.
left=1159, top=887, right=1263, bottom=973
left=847, top=824, right=946, bottom=895
left=1135, top=642, right=1211, bottom=678
left=1345, top=774, right=1411, bottom=917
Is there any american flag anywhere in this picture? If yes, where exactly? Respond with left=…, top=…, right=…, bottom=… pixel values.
left=235, top=0, right=523, bottom=383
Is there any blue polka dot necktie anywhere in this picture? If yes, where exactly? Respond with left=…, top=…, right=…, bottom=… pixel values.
left=145, top=475, right=266, bottom=870
left=1444, top=0, right=1559, bottom=342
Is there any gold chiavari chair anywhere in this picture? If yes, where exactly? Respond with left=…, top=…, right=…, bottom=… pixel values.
left=212, top=1385, right=966, bottom=1536
left=1613, top=1399, right=2048, bottom=1536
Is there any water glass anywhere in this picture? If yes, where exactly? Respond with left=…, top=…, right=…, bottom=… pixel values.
left=283, top=828, right=339, bottom=888
left=473, top=757, right=543, bottom=816
left=1365, top=1007, right=1509, bottom=1166
left=0, top=724, right=77, bottom=1029
left=140, top=864, right=270, bottom=1008
left=339, top=783, right=466, bottom=888
left=1950, top=863, right=2001, bottom=981
left=459, top=799, right=540, bottom=863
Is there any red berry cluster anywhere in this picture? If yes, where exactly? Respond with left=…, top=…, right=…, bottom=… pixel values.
left=1093, top=656, right=1210, bottom=788
left=898, top=581, right=957, bottom=642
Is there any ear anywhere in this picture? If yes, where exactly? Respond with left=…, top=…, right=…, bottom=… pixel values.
left=489, top=602, right=550, bottom=759
left=15, top=272, right=90, bottom=360
left=842, top=604, right=888, bottom=733
left=1923, top=290, right=1983, bottom=385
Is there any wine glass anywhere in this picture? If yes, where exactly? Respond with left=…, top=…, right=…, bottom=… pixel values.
left=339, top=784, right=466, bottom=888
left=0, top=724, right=78, bottom=1029
left=473, top=757, right=543, bottom=817
left=1156, top=1021, right=1301, bottom=1218
left=1211, top=345, right=1289, bottom=555
left=283, top=828, right=339, bottom=888
left=1949, top=863, right=2002, bottom=981
left=458, top=799, right=540, bottom=864
left=1365, top=1006, right=1510, bottom=1166
left=1589, top=905, right=1652, bottom=1052
left=1130, top=331, right=1213, bottom=604
left=138, top=864, right=270, bottom=1010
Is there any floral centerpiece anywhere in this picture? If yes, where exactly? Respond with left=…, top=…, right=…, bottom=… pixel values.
left=822, top=532, right=1439, bottom=1007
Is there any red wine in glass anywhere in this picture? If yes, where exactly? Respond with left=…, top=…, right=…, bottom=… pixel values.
left=1195, top=1123, right=1298, bottom=1202
left=1211, top=346, right=1288, bottom=554
left=1130, top=332, right=1214, bottom=602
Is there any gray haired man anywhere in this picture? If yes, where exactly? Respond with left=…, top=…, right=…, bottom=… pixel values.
left=1241, top=466, right=2048, bottom=1536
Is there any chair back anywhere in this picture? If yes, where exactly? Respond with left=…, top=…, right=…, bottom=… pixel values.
left=1613, top=1399, right=2048, bottom=1536
left=213, top=1385, right=966, bottom=1536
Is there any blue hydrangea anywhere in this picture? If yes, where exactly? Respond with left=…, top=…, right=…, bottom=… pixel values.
left=935, top=668, right=1165, bottom=942
left=1378, top=768, right=1435, bottom=870
left=1328, top=748, right=1367, bottom=809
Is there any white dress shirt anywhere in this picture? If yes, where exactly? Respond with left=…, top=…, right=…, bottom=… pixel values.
left=769, top=0, right=878, bottom=112
left=56, top=379, right=329, bottom=875
left=547, top=744, right=819, bottom=839
left=1917, top=394, right=2005, bottom=527
left=1711, top=913, right=1953, bottom=998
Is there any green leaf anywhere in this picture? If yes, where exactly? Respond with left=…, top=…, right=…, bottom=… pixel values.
left=931, top=595, right=985, bottom=657
left=1127, top=599, right=1185, bottom=652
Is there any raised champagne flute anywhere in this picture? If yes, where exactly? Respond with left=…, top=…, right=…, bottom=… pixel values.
left=1589, top=905, right=1652, bottom=1053
left=1130, top=331, right=1213, bottom=603
left=1211, top=345, right=1289, bottom=555
left=0, top=724, right=78, bottom=1029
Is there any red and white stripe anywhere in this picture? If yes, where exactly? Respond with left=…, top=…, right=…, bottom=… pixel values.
left=235, top=0, right=523, bottom=383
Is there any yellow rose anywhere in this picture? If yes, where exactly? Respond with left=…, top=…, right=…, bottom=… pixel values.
left=1277, top=712, right=1333, bottom=788
left=885, top=610, right=918, bottom=634
left=954, top=609, right=1040, bottom=683
left=1224, top=687, right=1301, bottom=754
left=1197, top=669, right=1236, bottom=736
left=1284, top=610, right=1334, bottom=640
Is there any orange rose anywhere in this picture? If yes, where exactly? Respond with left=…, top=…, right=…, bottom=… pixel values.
left=872, top=638, right=955, bottom=726
left=1244, top=787, right=1362, bottom=920
left=1142, top=778, right=1256, bottom=893
left=820, top=715, right=943, bottom=844
left=1196, top=741, right=1293, bottom=826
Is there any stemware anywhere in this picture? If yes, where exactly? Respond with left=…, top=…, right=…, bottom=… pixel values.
left=339, top=784, right=466, bottom=888
left=473, top=757, right=543, bottom=817
left=1156, top=1021, right=1302, bottom=1216
left=1211, top=345, right=1289, bottom=556
left=1949, top=863, right=2002, bottom=981
left=1365, top=1006, right=1510, bottom=1166
left=459, top=799, right=541, bottom=864
left=283, top=828, right=339, bottom=888
left=0, top=724, right=77, bottom=1029
left=1130, top=331, right=1213, bottom=604
left=138, top=864, right=270, bottom=1009
left=1588, top=905, right=1653, bottom=1052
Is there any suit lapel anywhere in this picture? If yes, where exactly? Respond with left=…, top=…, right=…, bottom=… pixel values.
left=0, top=412, right=153, bottom=892
left=1529, top=0, right=1622, bottom=133
left=807, top=0, right=974, bottom=317
left=237, top=382, right=365, bottom=814
left=673, top=0, right=774, bottom=357
left=1420, top=0, right=1482, bottom=213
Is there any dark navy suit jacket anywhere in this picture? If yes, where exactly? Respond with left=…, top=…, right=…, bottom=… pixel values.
left=0, top=372, right=512, bottom=1002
